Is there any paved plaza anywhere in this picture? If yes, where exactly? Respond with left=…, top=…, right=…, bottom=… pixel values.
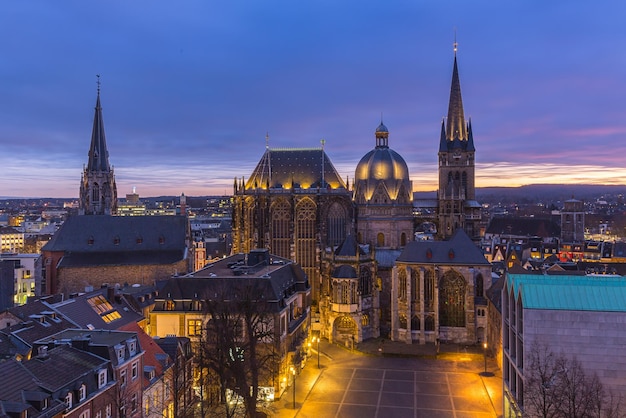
left=269, top=340, right=502, bottom=418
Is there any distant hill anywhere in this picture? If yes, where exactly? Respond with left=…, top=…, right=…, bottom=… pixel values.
left=415, top=184, right=626, bottom=203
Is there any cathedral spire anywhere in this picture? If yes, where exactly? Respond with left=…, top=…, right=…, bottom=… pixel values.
left=445, top=51, right=466, bottom=142
left=87, top=75, right=111, bottom=172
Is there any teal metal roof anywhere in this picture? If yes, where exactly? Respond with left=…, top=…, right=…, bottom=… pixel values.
left=505, top=273, right=626, bottom=312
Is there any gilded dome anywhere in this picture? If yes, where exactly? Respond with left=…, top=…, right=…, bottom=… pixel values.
left=354, top=123, right=411, bottom=202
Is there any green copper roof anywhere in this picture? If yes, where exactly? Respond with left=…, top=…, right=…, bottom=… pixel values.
left=505, top=273, right=626, bottom=312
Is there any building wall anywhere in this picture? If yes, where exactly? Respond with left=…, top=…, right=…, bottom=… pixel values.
left=57, top=259, right=189, bottom=296
left=524, top=309, right=626, bottom=399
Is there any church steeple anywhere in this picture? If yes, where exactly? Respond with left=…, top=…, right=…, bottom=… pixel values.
left=437, top=43, right=479, bottom=240
left=87, top=80, right=111, bottom=172
left=79, top=76, right=117, bottom=215
left=445, top=54, right=467, bottom=141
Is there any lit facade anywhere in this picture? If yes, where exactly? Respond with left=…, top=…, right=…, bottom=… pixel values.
left=232, top=147, right=353, bottom=302
left=0, top=226, right=24, bottom=253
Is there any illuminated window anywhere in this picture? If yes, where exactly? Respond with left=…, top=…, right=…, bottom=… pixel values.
left=187, top=319, right=203, bottom=336
left=377, top=233, right=384, bottom=247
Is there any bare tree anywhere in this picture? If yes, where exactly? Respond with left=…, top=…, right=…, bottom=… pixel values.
left=524, top=343, right=624, bottom=418
left=198, top=279, right=279, bottom=418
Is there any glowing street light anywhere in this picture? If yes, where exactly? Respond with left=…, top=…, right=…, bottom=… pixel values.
left=290, top=366, right=296, bottom=409
left=483, top=342, right=488, bottom=374
left=314, top=336, right=320, bottom=369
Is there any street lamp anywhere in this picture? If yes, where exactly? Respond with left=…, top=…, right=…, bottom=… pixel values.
left=483, top=342, right=487, bottom=374
left=315, top=336, right=320, bottom=369
left=290, top=366, right=296, bottom=409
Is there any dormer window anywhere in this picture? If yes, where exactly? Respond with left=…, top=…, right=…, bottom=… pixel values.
left=79, top=384, right=86, bottom=401
left=113, top=236, right=120, bottom=245
left=159, top=236, right=165, bottom=244
left=128, top=340, right=136, bottom=355
left=65, top=392, right=73, bottom=409
left=116, top=345, right=125, bottom=362
left=98, top=369, right=107, bottom=388
left=88, top=236, right=94, bottom=245
left=136, top=236, right=143, bottom=244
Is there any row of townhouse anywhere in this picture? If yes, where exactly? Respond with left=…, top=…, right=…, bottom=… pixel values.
left=0, top=288, right=194, bottom=418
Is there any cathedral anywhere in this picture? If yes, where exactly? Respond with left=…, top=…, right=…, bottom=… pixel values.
left=232, top=48, right=488, bottom=345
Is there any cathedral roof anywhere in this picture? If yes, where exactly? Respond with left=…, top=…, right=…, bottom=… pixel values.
left=334, top=234, right=365, bottom=257
left=354, top=123, right=411, bottom=201
left=397, top=229, right=490, bottom=265
left=87, top=91, right=112, bottom=172
left=245, top=148, right=346, bottom=190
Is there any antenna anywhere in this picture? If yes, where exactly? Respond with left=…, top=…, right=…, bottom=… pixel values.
left=453, top=28, right=458, bottom=55
left=321, top=139, right=326, bottom=187
left=96, top=74, right=101, bottom=95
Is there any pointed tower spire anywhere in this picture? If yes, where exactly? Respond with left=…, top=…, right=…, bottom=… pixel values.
left=87, top=75, right=112, bottom=172
left=79, top=75, right=117, bottom=215
left=446, top=46, right=466, bottom=142
left=439, top=119, right=447, bottom=152
left=466, top=118, right=475, bottom=151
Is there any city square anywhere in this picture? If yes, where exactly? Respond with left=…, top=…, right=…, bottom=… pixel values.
left=269, top=341, right=502, bottom=418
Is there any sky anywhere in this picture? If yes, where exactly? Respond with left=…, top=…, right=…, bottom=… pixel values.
left=2, top=1, right=626, bottom=198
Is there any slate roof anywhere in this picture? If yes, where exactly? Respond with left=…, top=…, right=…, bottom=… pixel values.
left=155, top=252, right=309, bottom=312
left=334, top=235, right=365, bottom=257
left=506, top=273, right=626, bottom=312
left=3, top=301, right=78, bottom=348
left=245, top=148, right=347, bottom=190
left=42, top=215, right=188, bottom=253
left=22, top=345, right=108, bottom=393
left=58, top=250, right=185, bottom=268
left=375, top=249, right=402, bottom=269
left=485, top=217, right=560, bottom=238
left=0, top=359, right=41, bottom=403
left=397, top=229, right=490, bottom=265
left=49, top=287, right=142, bottom=331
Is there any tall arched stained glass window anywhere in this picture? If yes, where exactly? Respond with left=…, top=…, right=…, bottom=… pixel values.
left=439, top=271, right=466, bottom=327
left=271, top=198, right=291, bottom=259
left=327, top=202, right=346, bottom=247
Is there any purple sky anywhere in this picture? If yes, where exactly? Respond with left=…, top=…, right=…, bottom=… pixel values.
left=2, top=1, right=626, bottom=198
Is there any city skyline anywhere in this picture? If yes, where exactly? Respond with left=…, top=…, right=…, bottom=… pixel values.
left=2, top=1, right=626, bottom=198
